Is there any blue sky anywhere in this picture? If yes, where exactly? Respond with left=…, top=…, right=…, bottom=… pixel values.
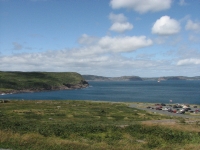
left=0, top=0, right=200, bottom=77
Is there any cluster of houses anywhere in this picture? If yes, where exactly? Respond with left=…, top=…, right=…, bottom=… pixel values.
left=147, top=103, right=199, bottom=114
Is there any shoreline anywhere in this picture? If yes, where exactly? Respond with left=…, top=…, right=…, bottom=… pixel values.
left=0, top=83, right=89, bottom=95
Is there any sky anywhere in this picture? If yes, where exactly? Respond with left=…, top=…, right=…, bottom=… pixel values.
left=0, top=0, right=200, bottom=77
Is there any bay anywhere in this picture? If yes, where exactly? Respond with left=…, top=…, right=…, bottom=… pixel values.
left=0, top=80, right=200, bottom=104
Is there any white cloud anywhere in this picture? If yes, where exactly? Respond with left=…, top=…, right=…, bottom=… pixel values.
left=77, top=35, right=153, bottom=53
left=109, top=13, right=127, bottom=23
left=78, top=35, right=153, bottom=53
left=110, top=0, right=172, bottom=13
left=109, top=22, right=133, bottom=33
left=152, top=16, right=181, bottom=35
left=78, top=34, right=99, bottom=45
left=0, top=50, right=167, bottom=77
left=109, top=13, right=133, bottom=33
left=185, top=20, right=200, bottom=32
left=98, top=36, right=153, bottom=52
left=0, top=35, right=154, bottom=76
left=177, top=58, right=200, bottom=65
left=1, top=45, right=199, bottom=77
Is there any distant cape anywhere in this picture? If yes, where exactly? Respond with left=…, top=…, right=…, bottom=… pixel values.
left=82, top=75, right=200, bottom=81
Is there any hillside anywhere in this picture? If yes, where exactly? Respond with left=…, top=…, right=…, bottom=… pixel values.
left=82, top=75, right=200, bottom=81
left=82, top=75, right=110, bottom=81
left=0, top=72, right=88, bottom=94
left=109, top=76, right=143, bottom=81
left=82, top=75, right=143, bottom=81
left=142, top=76, right=200, bottom=81
left=1, top=100, right=200, bottom=150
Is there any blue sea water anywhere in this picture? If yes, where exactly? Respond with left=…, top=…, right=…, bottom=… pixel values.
left=1, top=80, right=200, bottom=104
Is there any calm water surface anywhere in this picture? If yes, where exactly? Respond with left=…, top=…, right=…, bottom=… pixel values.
left=1, top=80, right=200, bottom=104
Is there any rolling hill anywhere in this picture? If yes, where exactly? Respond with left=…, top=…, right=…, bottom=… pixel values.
left=0, top=71, right=88, bottom=94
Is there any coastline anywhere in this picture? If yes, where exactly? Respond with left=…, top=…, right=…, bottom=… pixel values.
left=1, top=80, right=199, bottom=104
left=0, top=71, right=89, bottom=95
left=0, top=83, right=89, bottom=95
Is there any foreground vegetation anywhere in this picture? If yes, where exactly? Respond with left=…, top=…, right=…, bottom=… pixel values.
left=0, top=71, right=88, bottom=94
left=0, top=100, right=200, bottom=150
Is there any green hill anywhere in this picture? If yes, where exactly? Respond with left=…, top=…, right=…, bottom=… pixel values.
left=82, top=75, right=110, bottom=81
left=0, top=71, right=88, bottom=94
left=82, top=75, right=143, bottom=81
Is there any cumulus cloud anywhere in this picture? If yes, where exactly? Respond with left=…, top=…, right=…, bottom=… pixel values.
left=98, top=36, right=153, bottom=52
left=0, top=49, right=167, bottom=77
left=185, top=20, right=200, bottom=32
left=77, top=34, right=154, bottom=55
left=78, top=35, right=153, bottom=53
left=177, top=58, right=200, bottom=65
left=110, top=0, right=172, bottom=13
left=152, top=16, right=181, bottom=35
left=0, top=34, right=154, bottom=76
left=78, top=34, right=99, bottom=45
left=1, top=43, right=199, bottom=77
left=110, top=22, right=133, bottom=33
left=109, top=13, right=133, bottom=33
left=3, top=48, right=196, bottom=77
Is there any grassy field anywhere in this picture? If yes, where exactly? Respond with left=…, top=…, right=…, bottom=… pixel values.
left=0, top=72, right=87, bottom=93
left=0, top=100, right=200, bottom=150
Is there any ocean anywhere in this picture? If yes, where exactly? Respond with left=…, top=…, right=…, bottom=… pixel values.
left=1, top=80, right=200, bottom=104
